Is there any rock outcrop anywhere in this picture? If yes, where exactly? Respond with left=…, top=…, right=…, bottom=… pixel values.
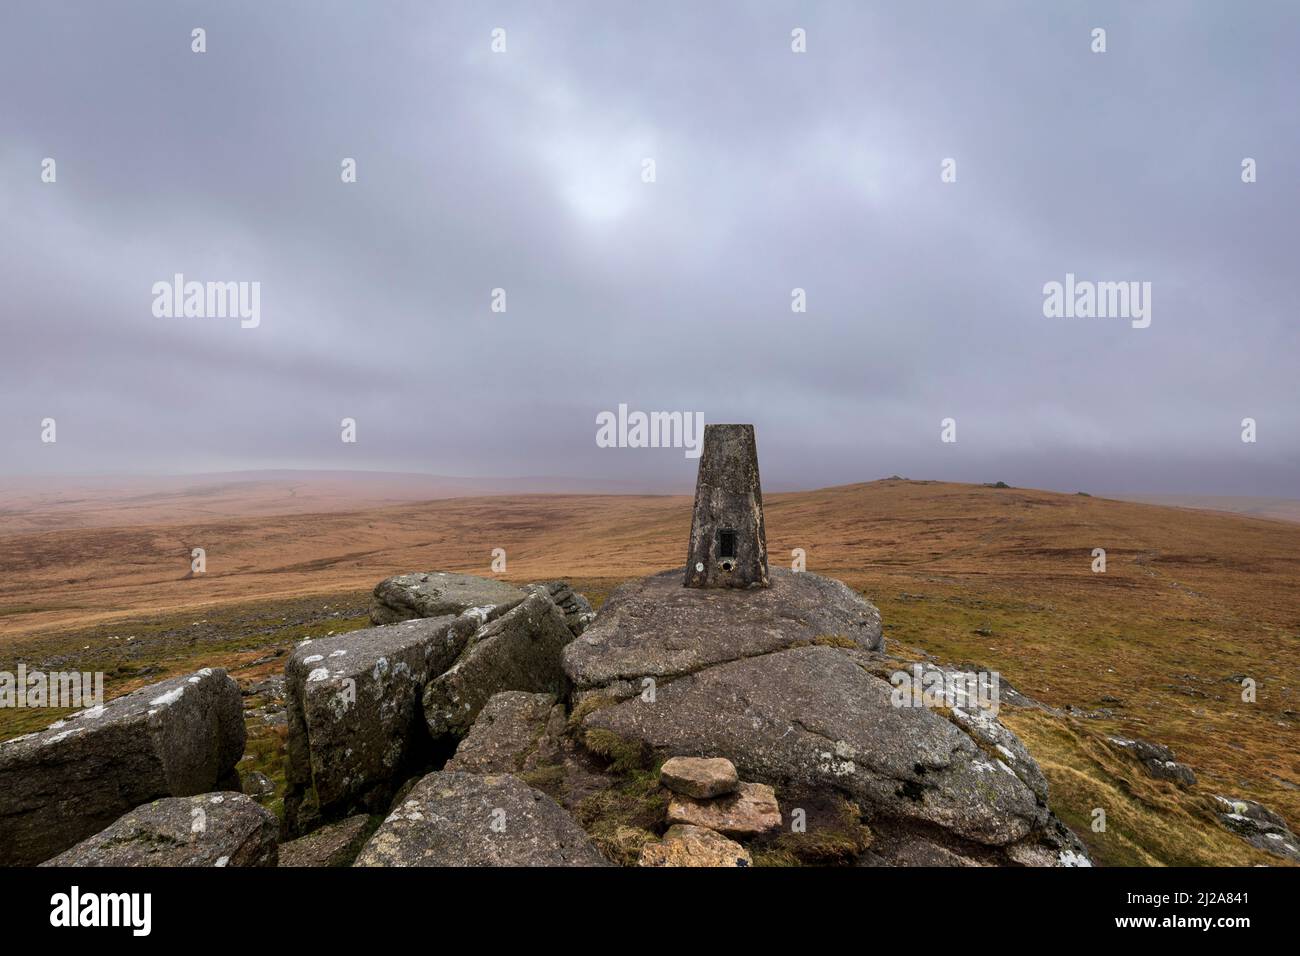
left=563, top=568, right=883, bottom=701
left=1213, top=795, right=1300, bottom=862
left=583, top=645, right=1048, bottom=847
left=445, top=691, right=565, bottom=774
left=284, top=599, right=531, bottom=827
left=42, top=793, right=277, bottom=867
left=286, top=578, right=585, bottom=834
left=1107, top=737, right=1197, bottom=789
left=424, top=592, right=577, bottom=739
left=0, top=667, right=245, bottom=866
left=284, top=614, right=462, bottom=829
left=354, top=771, right=607, bottom=867
left=526, top=581, right=596, bottom=636
left=370, top=571, right=526, bottom=626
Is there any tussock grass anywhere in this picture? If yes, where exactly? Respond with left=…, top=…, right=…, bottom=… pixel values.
left=1002, top=709, right=1281, bottom=866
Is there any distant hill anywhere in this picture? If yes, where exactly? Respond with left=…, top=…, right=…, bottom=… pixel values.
left=0, top=470, right=681, bottom=536
left=1106, top=493, right=1300, bottom=525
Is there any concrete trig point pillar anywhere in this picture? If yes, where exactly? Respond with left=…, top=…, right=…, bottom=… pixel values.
left=684, top=424, right=770, bottom=589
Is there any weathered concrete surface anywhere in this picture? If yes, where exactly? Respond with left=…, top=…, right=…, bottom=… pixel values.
left=43, top=793, right=277, bottom=867
left=563, top=568, right=883, bottom=698
left=285, top=608, right=509, bottom=829
left=584, top=646, right=1047, bottom=846
left=370, top=571, right=525, bottom=625
left=278, top=814, right=373, bottom=867
left=424, top=592, right=576, bottom=739
left=354, top=771, right=607, bottom=867
left=638, top=824, right=752, bottom=867
left=445, top=691, right=565, bottom=774
left=0, top=668, right=245, bottom=866
left=684, top=424, right=769, bottom=589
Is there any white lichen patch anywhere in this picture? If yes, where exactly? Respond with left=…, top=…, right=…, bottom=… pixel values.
left=307, top=667, right=331, bottom=683
left=303, top=654, right=324, bottom=664
left=816, top=749, right=856, bottom=777
left=1059, top=850, right=1092, bottom=867
left=395, top=799, right=425, bottom=822
left=150, top=686, right=185, bottom=707
left=1215, top=796, right=1251, bottom=815
left=464, top=605, right=494, bottom=625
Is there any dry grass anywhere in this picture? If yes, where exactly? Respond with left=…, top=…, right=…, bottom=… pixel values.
left=1, top=477, right=1296, bottom=864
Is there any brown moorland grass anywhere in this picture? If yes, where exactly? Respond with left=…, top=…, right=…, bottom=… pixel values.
left=1, top=478, right=1296, bottom=865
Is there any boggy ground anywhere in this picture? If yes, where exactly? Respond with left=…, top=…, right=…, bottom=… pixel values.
left=1, top=479, right=1296, bottom=865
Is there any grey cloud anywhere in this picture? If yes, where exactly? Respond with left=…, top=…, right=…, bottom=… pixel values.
left=0, top=1, right=1295, bottom=494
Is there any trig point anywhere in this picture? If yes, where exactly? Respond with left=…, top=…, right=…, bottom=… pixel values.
left=684, top=424, right=769, bottom=589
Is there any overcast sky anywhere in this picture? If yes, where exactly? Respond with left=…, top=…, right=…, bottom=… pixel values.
left=2, top=1, right=1296, bottom=495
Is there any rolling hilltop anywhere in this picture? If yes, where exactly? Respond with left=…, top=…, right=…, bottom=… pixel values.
left=1, top=478, right=1297, bottom=865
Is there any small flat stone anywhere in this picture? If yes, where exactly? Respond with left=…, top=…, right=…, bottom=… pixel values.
left=666, top=781, right=781, bottom=836
left=659, top=756, right=739, bottom=799
left=637, top=825, right=751, bottom=867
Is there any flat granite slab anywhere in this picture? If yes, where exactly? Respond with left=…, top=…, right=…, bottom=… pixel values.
left=370, top=571, right=526, bottom=625
left=583, top=645, right=1045, bottom=847
left=562, top=567, right=882, bottom=696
